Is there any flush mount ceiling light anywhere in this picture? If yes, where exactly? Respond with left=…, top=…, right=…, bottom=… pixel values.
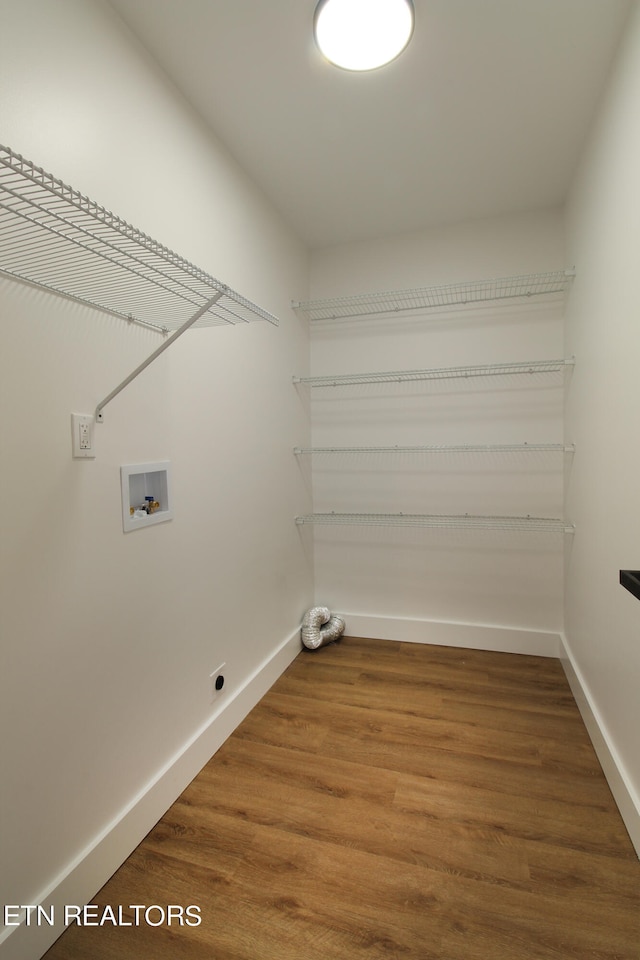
left=314, top=0, right=414, bottom=71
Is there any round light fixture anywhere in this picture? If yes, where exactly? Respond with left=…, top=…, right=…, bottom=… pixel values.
left=314, top=0, right=414, bottom=72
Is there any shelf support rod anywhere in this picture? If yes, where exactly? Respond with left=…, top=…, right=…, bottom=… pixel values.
left=96, top=292, right=223, bottom=422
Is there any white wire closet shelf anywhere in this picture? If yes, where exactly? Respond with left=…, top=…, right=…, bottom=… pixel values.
left=294, top=443, right=574, bottom=454
left=295, top=513, right=574, bottom=533
left=294, top=357, right=573, bottom=388
left=0, top=144, right=279, bottom=333
left=292, top=270, right=574, bottom=322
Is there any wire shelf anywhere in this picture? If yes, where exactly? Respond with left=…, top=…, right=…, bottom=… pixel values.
left=294, top=443, right=574, bottom=455
left=294, top=357, right=573, bottom=388
left=0, top=144, right=279, bottom=333
left=292, top=270, right=574, bottom=322
left=295, top=512, right=574, bottom=533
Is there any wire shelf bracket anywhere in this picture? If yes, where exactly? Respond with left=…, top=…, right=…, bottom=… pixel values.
left=95, top=292, right=222, bottom=421
left=292, top=270, right=575, bottom=322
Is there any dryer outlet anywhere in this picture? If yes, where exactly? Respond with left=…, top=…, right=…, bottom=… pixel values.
left=209, top=663, right=226, bottom=702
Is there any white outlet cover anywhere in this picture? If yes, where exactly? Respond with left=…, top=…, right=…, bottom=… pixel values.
left=71, top=413, right=95, bottom=459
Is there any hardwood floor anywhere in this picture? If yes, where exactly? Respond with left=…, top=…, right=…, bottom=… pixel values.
left=44, top=638, right=640, bottom=959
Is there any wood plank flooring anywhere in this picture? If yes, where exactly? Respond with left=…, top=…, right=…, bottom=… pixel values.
left=44, top=638, right=640, bottom=960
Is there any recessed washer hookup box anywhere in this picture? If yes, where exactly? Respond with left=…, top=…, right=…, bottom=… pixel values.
left=121, top=461, right=172, bottom=533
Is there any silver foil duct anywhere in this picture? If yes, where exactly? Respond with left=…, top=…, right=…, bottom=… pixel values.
left=301, top=606, right=345, bottom=650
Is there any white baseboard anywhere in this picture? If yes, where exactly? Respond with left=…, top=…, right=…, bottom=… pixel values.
left=560, top=633, right=640, bottom=858
left=340, top=613, right=562, bottom=657
left=0, top=629, right=302, bottom=960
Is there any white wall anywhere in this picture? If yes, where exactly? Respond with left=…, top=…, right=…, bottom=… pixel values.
left=3, top=2, right=638, bottom=953
left=0, top=1, right=311, bottom=956
left=307, top=211, right=568, bottom=653
left=563, top=0, right=640, bottom=852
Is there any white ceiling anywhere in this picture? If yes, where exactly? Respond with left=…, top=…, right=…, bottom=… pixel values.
left=107, top=0, right=632, bottom=249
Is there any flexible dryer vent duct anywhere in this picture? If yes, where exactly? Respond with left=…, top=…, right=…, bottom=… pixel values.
left=301, top=606, right=345, bottom=650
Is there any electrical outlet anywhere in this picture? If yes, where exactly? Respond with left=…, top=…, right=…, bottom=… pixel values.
left=209, top=663, right=226, bottom=702
left=71, top=413, right=95, bottom=459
